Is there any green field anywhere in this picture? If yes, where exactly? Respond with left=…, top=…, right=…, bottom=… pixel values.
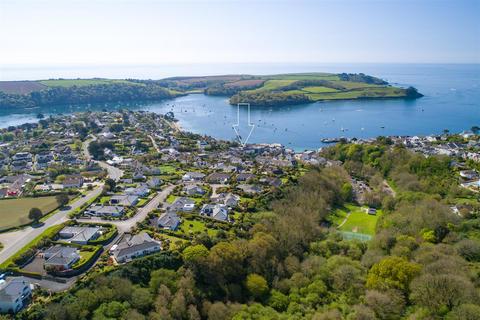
left=0, top=196, right=60, bottom=230
left=305, top=87, right=406, bottom=101
left=228, top=72, right=415, bottom=105
left=247, top=79, right=297, bottom=92
left=301, top=86, right=339, bottom=93
left=72, top=247, right=100, bottom=268
left=39, top=79, right=139, bottom=87
left=329, top=204, right=382, bottom=236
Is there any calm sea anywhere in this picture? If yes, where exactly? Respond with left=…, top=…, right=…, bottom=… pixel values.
left=0, top=63, right=479, bottom=150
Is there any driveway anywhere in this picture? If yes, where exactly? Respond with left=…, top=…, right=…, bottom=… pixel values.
left=77, top=185, right=174, bottom=233
left=148, top=135, right=161, bottom=153
left=83, top=137, right=123, bottom=182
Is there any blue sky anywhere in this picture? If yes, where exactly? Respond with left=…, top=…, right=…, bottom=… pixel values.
left=1, top=0, right=479, bottom=65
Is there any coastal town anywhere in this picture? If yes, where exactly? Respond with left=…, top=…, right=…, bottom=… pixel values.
left=0, top=110, right=479, bottom=315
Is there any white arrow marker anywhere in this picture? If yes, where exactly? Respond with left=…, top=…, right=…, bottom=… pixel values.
left=232, top=102, right=255, bottom=147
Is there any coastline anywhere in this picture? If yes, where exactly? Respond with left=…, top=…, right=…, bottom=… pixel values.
left=171, top=120, right=182, bottom=132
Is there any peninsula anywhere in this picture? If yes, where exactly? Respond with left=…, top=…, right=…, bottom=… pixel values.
left=0, top=73, right=422, bottom=109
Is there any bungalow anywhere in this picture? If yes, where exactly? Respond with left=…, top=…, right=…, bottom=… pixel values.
left=110, top=194, right=139, bottom=206
left=168, top=197, right=195, bottom=212
left=206, top=173, right=231, bottom=184
left=237, top=184, right=263, bottom=194
left=182, top=172, right=206, bottom=182
left=132, top=171, right=146, bottom=180
left=86, top=205, right=125, bottom=217
left=236, top=173, right=256, bottom=182
left=147, top=177, right=162, bottom=188
left=155, top=211, right=181, bottom=231
left=0, top=277, right=32, bottom=314
left=125, top=185, right=149, bottom=197
left=259, top=177, right=282, bottom=188
left=43, top=245, right=80, bottom=271
left=213, top=193, right=240, bottom=208
left=111, top=233, right=161, bottom=263
left=214, top=163, right=237, bottom=173
left=200, top=204, right=229, bottom=222
left=12, top=152, right=32, bottom=162
left=58, top=226, right=100, bottom=244
left=183, top=185, right=205, bottom=196
left=62, top=175, right=84, bottom=188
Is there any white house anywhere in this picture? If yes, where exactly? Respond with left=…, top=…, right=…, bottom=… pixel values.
left=0, top=277, right=32, bottom=314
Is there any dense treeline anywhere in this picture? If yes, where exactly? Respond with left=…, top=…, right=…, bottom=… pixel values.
left=230, top=91, right=311, bottom=106
left=204, top=82, right=265, bottom=96
left=12, top=143, right=480, bottom=320
left=0, top=83, right=180, bottom=109
left=321, top=140, right=466, bottom=200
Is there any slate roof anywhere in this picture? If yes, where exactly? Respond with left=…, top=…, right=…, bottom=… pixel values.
left=110, top=194, right=139, bottom=206
left=59, top=226, right=100, bottom=243
left=0, top=277, right=30, bottom=302
left=44, top=245, right=80, bottom=267
left=156, top=211, right=181, bottom=230
left=112, top=233, right=161, bottom=260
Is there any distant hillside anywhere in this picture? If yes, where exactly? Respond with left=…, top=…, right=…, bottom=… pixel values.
left=0, top=73, right=422, bottom=109
left=137, top=72, right=423, bottom=106
left=0, top=79, right=183, bottom=109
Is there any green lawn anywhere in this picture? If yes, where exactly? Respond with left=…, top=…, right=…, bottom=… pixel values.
left=157, top=234, right=187, bottom=250
left=0, top=196, right=60, bottom=230
left=179, top=219, right=217, bottom=237
left=136, top=198, right=149, bottom=207
left=99, top=196, right=111, bottom=205
left=159, top=165, right=177, bottom=174
left=72, top=247, right=98, bottom=268
left=333, top=204, right=382, bottom=235
left=166, top=195, right=177, bottom=204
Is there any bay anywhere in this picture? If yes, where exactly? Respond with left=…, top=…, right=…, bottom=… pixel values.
left=0, top=63, right=479, bottom=151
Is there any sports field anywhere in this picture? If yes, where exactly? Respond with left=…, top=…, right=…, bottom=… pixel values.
left=0, top=196, right=59, bottom=230
left=330, top=203, right=382, bottom=236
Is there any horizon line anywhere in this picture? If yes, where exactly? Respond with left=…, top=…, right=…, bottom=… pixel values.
left=2, top=61, right=480, bottom=69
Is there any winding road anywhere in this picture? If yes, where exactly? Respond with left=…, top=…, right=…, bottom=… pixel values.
left=76, top=185, right=174, bottom=233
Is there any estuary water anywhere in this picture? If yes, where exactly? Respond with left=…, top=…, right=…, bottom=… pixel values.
left=0, top=63, right=479, bottom=150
